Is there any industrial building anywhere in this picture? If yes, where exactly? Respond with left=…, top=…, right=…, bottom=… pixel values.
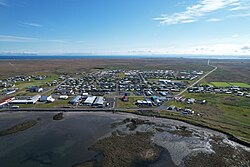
left=10, top=95, right=41, bottom=104
left=83, top=96, right=96, bottom=106
left=69, top=95, right=81, bottom=104
left=0, top=97, right=15, bottom=108
left=93, top=96, right=105, bottom=107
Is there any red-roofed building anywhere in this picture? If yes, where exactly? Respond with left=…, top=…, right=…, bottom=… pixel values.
left=0, top=97, right=15, bottom=108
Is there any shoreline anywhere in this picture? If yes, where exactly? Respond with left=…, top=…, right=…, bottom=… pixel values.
left=1, top=108, right=250, bottom=148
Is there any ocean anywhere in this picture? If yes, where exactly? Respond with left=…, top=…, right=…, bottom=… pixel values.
left=0, top=55, right=249, bottom=60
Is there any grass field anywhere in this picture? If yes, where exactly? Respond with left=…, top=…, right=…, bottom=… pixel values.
left=229, top=82, right=250, bottom=88
left=164, top=93, right=250, bottom=144
left=116, top=72, right=125, bottom=79
left=13, top=75, right=58, bottom=96
left=209, top=82, right=250, bottom=88
left=16, top=100, right=70, bottom=108
left=117, top=97, right=144, bottom=109
left=210, top=82, right=232, bottom=87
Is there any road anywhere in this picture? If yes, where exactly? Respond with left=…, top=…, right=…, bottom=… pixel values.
left=41, top=79, right=67, bottom=96
left=175, top=60, right=217, bottom=97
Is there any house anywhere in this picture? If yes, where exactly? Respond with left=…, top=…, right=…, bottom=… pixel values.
left=200, top=100, right=207, bottom=104
left=0, top=97, right=15, bottom=108
left=135, top=99, right=152, bottom=106
left=59, top=95, right=69, bottom=100
left=167, top=106, right=176, bottom=110
left=121, top=95, right=129, bottom=102
left=69, top=95, right=82, bottom=104
left=29, top=86, right=43, bottom=93
left=39, top=96, right=55, bottom=103
left=187, top=98, right=196, bottom=104
left=159, top=92, right=168, bottom=96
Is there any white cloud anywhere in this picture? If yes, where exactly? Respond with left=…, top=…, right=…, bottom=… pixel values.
left=232, top=34, right=239, bottom=38
left=153, top=0, right=245, bottom=25
left=0, top=0, right=8, bottom=6
left=0, top=35, right=38, bottom=42
left=206, top=18, right=221, bottom=22
left=0, top=34, right=66, bottom=43
left=19, top=21, right=42, bottom=27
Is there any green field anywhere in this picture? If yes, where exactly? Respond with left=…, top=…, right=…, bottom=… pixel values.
left=14, top=75, right=58, bottom=96
left=117, top=97, right=144, bottom=109
left=116, top=72, right=125, bottom=79
left=210, top=82, right=232, bottom=87
left=210, top=82, right=250, bottom=88
left=163, top=93, right=250, bottom=144
left=229, top=82, right=250, bottom=88
left=16, top=100, right=70, bottom=108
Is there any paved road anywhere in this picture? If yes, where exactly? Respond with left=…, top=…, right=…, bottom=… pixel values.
left=156, top=60, right=217, bottom=110
left=175, top=60, right=217, bottom=97
left=41, top=79, right=67, bottom=96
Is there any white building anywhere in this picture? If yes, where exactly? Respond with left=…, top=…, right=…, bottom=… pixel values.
left=93, top=97, right=105, bottom=107
left=84, top=96, right=96, bottom=106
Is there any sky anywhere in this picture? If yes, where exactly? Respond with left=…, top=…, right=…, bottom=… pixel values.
left=0, top=0, right=250, bottom=56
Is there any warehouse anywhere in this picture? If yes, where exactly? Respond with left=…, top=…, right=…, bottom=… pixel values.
left=93, top=96, right=105, bottom=107
left=69, top=95, right=81, bottom=104
left=0, top=97, right=15, bottom=108
left=83, top=96, right=96, bottom=106
left=10, top=95, right=41, bottom=104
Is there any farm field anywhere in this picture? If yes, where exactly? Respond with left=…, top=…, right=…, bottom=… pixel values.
left=210, top=82, right=232, bottom=87
left=163, top=93, right=250, bottom=144
left=209, top=82, right=250, bottom=88
left=229, top=82, right=250, bottom=88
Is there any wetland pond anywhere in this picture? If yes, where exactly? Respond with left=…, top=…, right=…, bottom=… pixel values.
left=0, top=112, right=249, bottom=167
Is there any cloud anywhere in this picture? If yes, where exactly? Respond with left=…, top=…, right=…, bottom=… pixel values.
left=19, top=21, right=42, bottom=27
left=0, top=0, right=8, bottom=6
left=206, top=18, right=222, bottom=22
left=228, top=12, right=250, bottom=18
left=0, top=34, right=66, bottom=43
left=153, top=0, right=245, bottom=25
left=232, top=34, right=239, bottom=38
left=0, top=35, right=38, bottom=42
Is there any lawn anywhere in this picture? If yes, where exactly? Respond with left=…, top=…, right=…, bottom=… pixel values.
left=210, top=82, right=231, bottom=87
left=117, top=97, right=144, bottom=109
left=16, top=100, right=70, bottom=108
left=228, top=82, right=250, bottom=88
left=15, top=75, right=58, bottom=90
left=116, top=72, right=125, bottom=79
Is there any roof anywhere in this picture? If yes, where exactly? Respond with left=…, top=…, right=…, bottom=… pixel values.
left=70, top=95, right=81, bottom=103
left=0, top=97, right=15, bottom=104
left=94, top=97, right=104, bottom=105
left=84, top=96, right=96, bottom=104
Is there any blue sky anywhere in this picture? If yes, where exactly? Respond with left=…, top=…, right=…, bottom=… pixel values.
left=0, top=0, right=250, bottom=56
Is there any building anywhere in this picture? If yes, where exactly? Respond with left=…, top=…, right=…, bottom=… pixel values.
left=29, top=86, right=43, bottom=93
left=39, top=96, right=55, bottom=103
left=59, top=95, right=69, bottom=100
left=121, top=95, right=129, bottom=102
left=0, top=97, right=15, bottom=108
left=93, top=97, right=105, bottom=107
left=69, top=95, right=81, bottom=104
left=83, top=96, right=96, bottom=106
left=187, top=98, right=196, bottom=104
left=10, top=95, right=41, bottom=104
left=136, top=99, right=152, bottom=106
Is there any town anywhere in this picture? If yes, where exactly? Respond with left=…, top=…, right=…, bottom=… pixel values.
left=1, top=68, right=249, bottom=117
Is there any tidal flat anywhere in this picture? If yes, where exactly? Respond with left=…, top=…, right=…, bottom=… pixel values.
left=0, top=112, right=249, bottom=167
